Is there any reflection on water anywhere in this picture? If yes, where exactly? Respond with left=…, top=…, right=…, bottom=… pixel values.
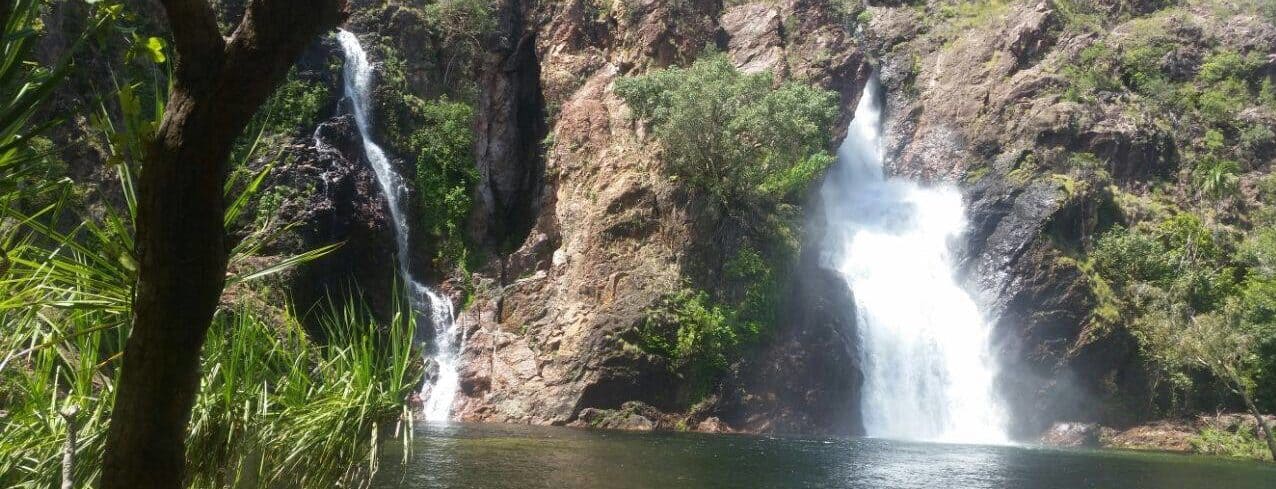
left=371, top=423, right=1275, bottom=489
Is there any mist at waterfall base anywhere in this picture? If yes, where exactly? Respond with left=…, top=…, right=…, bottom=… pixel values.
left=336, top=30, right=462, bottom=422
left=819, top=76, right=1008, bottom=443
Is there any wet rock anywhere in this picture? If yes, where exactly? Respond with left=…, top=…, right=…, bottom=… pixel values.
left=696, top=417, right=732, bottom=433
left=576, top=408, right=657, bottom=431
left=860, top=0, right=1212, bottom=438
left=1003, top=2, right=1057, bottom=66
left=470, top=0, right=549, bottom=250
left=573, top=401, right=671, bottom=431
left=1041, top=422, right=1101, bottom=448
left=723, top=252, right=864, bottom=436
left=264, top=116, right=399, bottom=325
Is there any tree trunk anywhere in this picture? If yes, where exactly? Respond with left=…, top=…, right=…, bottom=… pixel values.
left=99, top=1, right=345, bottom=488
left=1238, top=387, right=1276, bottom=462
left=60, top=405, right=79, bottom=489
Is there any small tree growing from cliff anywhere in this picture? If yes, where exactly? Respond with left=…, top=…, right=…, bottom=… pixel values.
left=1133, top=294, right=1276, bottom=461
left=615, top=53, right=838, bottom=210
left=1179, top=307, right=1276, bottom=461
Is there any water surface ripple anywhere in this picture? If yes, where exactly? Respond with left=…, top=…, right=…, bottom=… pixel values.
left=372, top=424, right=1275, bottom=489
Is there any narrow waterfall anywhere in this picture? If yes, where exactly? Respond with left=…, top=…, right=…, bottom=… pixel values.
left=336, top=30, right=463, bottom=422
left=820, top=75, right=1008, bottom=443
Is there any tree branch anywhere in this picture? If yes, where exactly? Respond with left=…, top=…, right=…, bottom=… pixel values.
left=213, top=0, right=349, bottom=131
left=157, top=0, right=225, bottom=81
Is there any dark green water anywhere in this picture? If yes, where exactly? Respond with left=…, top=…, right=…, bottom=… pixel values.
left=370, top=423, right=1275, bottom=489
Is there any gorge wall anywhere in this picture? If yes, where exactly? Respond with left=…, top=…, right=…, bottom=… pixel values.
left=448, top=0, right=872, bottom=433
left=38, top=0, right=1276, bottom=439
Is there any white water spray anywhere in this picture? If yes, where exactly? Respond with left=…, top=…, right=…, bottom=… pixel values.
left=820, top=75, right=1008, bottom=443
left=337, top=30, right=463, bottom=422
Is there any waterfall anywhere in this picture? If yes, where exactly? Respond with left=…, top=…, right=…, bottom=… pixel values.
left=336, top=30, right=464, bottom=423
left=819, top=75, right=1008, bottom=443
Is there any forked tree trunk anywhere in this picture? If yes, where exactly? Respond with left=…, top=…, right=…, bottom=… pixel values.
left=99, top=1, right=345, bottom=488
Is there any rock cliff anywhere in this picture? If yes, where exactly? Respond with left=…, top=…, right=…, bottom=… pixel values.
left=449, top=0, right=871, bottom=433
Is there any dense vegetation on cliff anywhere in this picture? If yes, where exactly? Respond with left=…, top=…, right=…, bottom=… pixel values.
left=616, top=54, right=839, bottom=400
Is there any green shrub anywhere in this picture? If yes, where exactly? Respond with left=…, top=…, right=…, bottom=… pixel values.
left=1062, top=42, right=1122, bottom=101
left=638, top=246, right=785, bottom=373
left=1239, top=227, right=1276, bottom=278
left=0, top=298, right=419, bottom=489
left=1091, top=213, right=1238, bottom=313
left=1052, top=0, right=1106, bottom=32
left=231, top=69, right=331, bottom=162
left=1240, top=123, right=1275, bottom=155
left=425, top=0, right=495, bottom=76
left=1192, top=156, right=1241, bottom=202
left=1191, top=427, right=1272, bottom=461
left=727, top=244, right=782, bottom=333
left=615, top=53, right=838, bottom=208
left=263, top=70, right=330, bottom=137
left=1239, top=227, right=1276, bottom=410
left=1191, top=50, right=1265, bottom=128
left=1119, top=37, right=1172, bottom=94
left=408, top=98, right=479, bottom=268
left=1238, top=227, right=1276, bottom=325
left=369, top=42, right=481, bottom=272
left=856, top=9, right=873, bottom=25
left=1091, top=227, right=1172, bottom=288
left=1195, top=78, right=1251, bottom=125
left=1156, top=212, right=1227, bottom=264
left=1197, top=50, right=1263, bottom=85
left=637, top=287, right=743, bottom=401
left=1261, top=79, right=1276, bottom=109
left=934, top=0, right=1010, bottom=31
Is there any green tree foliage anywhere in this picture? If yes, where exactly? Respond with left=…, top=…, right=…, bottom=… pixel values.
left=255, top=70, right=330, bottom=141
left=638, top=288, right=739, bottom=373
left=1089, top=208, right=1276, bottom=457
left=409, top=98, right=478, bottom=268
left=424, top=0, right=494, bottom=88
left=615, top=53, right=839, bottom=208
left=1236, top=227, right=1276, bottom=411
left=371, top=34, right=484, bottom=271
left=618, top=55, right=838, bottom=400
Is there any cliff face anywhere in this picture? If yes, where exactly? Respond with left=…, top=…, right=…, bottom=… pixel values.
left=277, top=0, right=1276, bottom=437
left=861, top=0, right=1276, bottom=436
left=449, top=0, right=871, bottom=432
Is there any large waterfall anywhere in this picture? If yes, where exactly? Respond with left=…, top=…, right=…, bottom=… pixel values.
left=336, top=30, right=463, bottom=422
left=820, top=75, right=1008, bottom=443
